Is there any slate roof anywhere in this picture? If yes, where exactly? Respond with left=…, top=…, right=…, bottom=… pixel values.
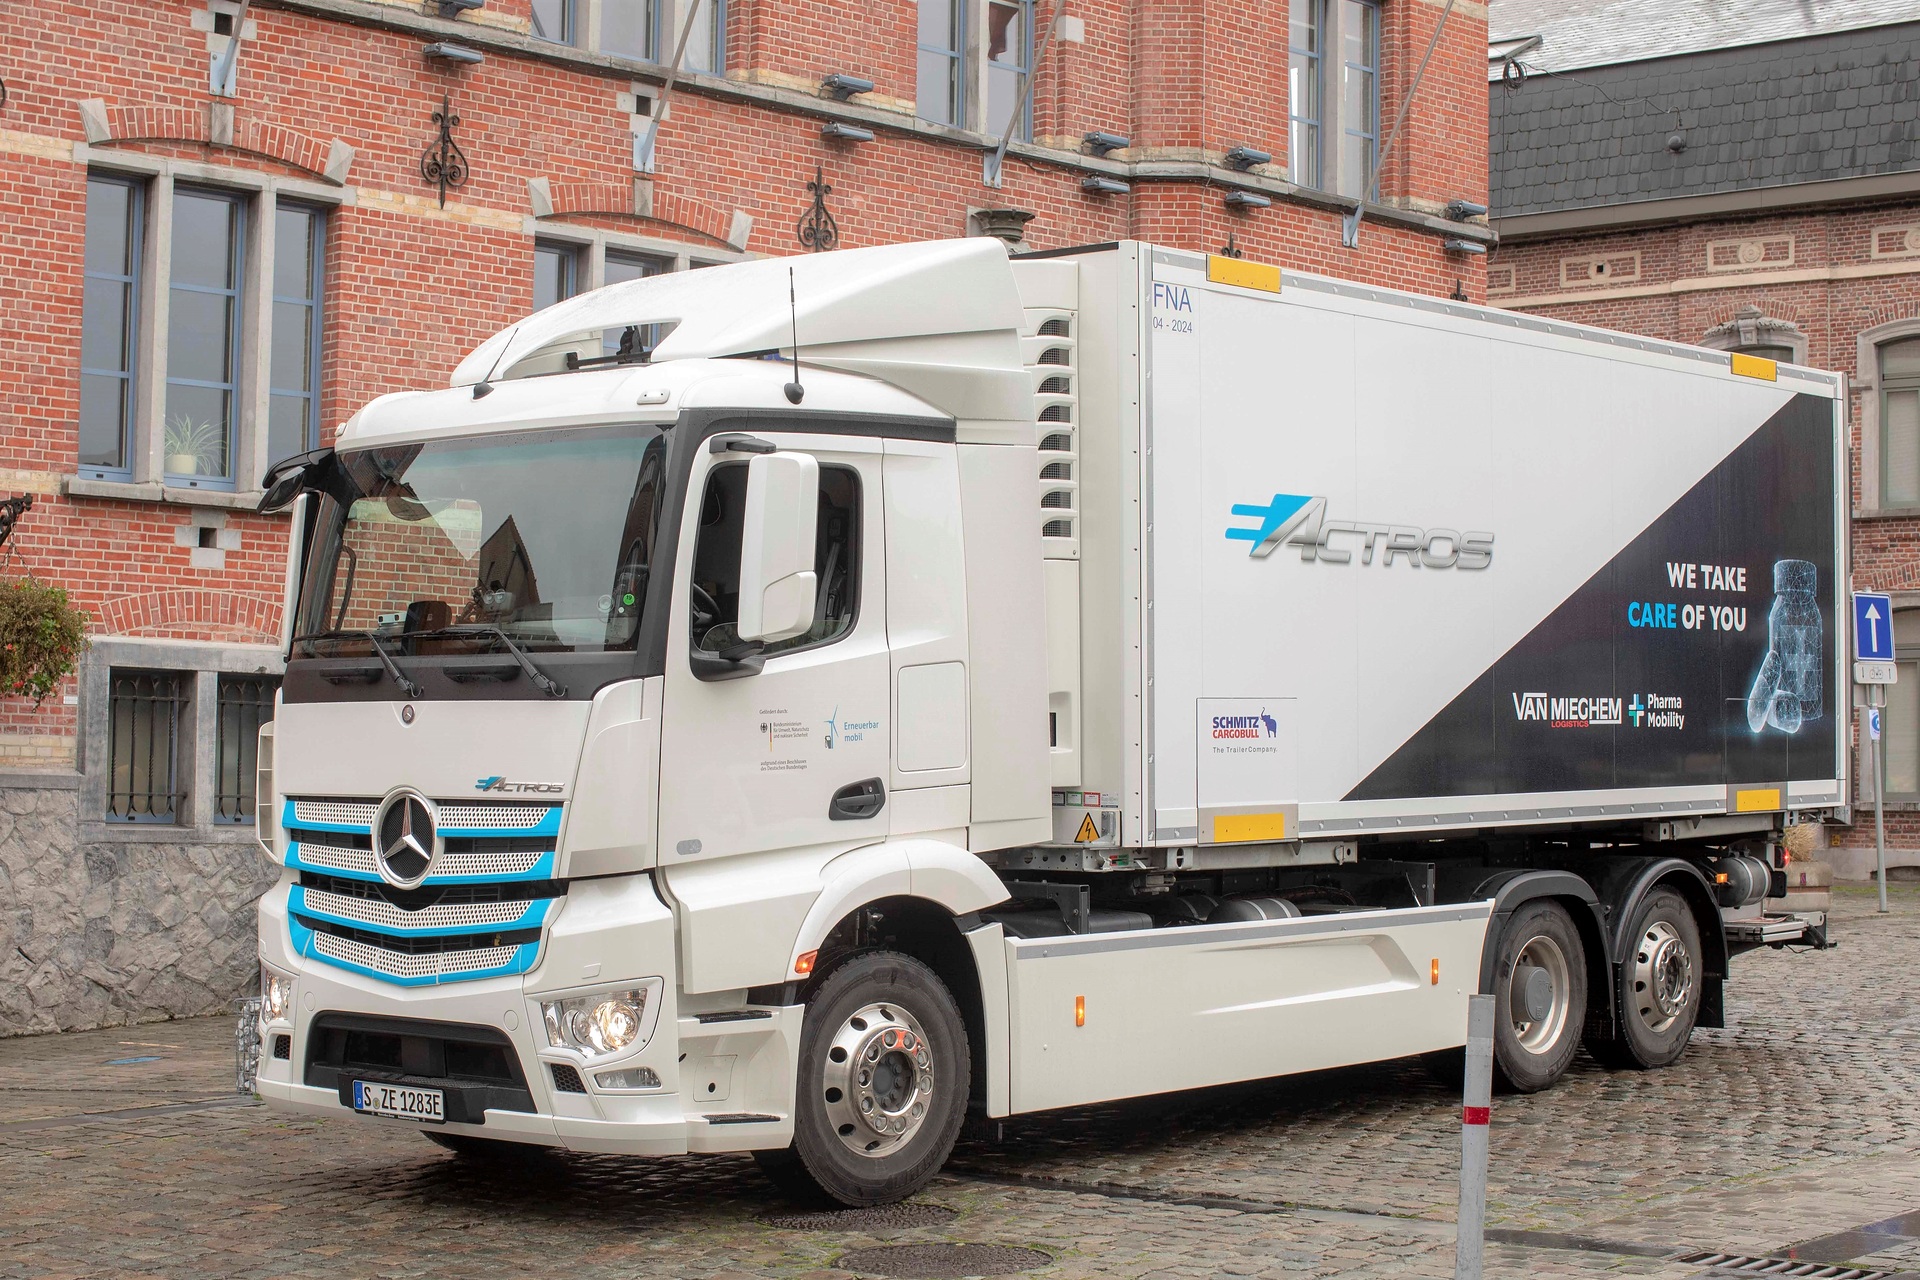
left=1488, top=0, right=1920, bottom=76
left=1490, top=21, right=1920, bottom=219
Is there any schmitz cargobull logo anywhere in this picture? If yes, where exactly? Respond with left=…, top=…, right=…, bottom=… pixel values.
left=1226, top=493, right=1493, bottom=569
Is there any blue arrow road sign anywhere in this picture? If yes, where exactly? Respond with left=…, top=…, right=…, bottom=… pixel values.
left=1857, top=592, right=1896, bottom=662
left=1871, top=708, right=1883, bottom=740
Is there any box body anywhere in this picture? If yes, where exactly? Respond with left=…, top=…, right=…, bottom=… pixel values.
left=1043, top=244, right=1849, bottom=848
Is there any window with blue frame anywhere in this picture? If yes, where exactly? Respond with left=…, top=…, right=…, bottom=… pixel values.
left=986, top=0, right=1033, bottom=140
left=917, top=0, right=964, bottom=127
left=268, top=204, right=325, bottom=469
left=1288, top=0, right=1324, bottom=189
left=1338, top=0, right=1379, bottom=199
left=165, top=188, right=246, bottom=489
left=602, top=0, right=657, bottom=60
left=683, top=0, right=725, bottom=73
left=531, top=0, right=574, bottom=43
left=80, top=174, right=143, bottom=479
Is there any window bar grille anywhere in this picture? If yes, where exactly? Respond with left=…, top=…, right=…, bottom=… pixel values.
left=216, top=676, right=278, bottom=823
left=107, top=671, right=188, bottom=822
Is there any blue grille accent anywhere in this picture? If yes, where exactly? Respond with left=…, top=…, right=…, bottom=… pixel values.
left=283, top=842, right=556, bottom=884
left=288, top=885, right=557, bottom=938
left=278, top=797, right=565, bottom=985
left=288, top=915, right=540, bottom=987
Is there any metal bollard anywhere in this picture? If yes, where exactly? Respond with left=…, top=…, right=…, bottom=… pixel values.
left=1455, top=993, right=1495, bottom=1280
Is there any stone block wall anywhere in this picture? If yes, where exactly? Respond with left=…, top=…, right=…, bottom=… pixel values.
left=0, top=774, right=278, bottom=1037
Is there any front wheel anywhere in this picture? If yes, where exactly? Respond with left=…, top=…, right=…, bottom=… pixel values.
left=755, top=950, right=970, bottom=1207
left=1489, top=900, right=1587, bottom=1093
left=1588, top=886, right=1703, bottom=1070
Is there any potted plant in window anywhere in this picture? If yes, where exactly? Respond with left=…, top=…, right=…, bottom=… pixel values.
left=164, top=413, right=223, bottom=477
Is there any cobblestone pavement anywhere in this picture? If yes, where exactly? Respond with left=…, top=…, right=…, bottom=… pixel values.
left=1, top=889, right=1914, bottom=1279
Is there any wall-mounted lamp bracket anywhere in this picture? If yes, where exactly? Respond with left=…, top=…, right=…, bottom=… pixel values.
left=821, top=73, right=876, bottom=99
left=424, top=42, right=485, bottom=64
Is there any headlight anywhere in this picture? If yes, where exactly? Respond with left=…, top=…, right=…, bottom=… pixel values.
left=541, top=982, right=661, bottom=1058
left=260, top=965, right=295, bottom=1023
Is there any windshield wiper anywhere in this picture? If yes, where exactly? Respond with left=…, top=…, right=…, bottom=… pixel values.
left=289, top=629, right=423, bottom=699
left=415, top=625, right=568, bottom=698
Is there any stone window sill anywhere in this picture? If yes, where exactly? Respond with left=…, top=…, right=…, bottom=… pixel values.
left=66, top=477, right=278, bottom=513
left=1854, top=506, right=1920, bottom=521
left=79, top=821, right=272, bottom=847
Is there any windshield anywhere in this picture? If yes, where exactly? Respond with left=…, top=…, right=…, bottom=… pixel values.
left=296, top=425, right=668, bottom=656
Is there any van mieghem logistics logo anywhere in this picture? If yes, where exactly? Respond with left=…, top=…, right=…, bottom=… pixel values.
left=1226, top=493, right=1493, bottom=569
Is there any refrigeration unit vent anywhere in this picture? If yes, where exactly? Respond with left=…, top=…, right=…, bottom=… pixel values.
left=1025, top=311, right=1078, bottom=558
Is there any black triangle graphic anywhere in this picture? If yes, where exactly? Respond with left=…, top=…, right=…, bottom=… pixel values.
left=1345, top=393, right=1837, bottom=802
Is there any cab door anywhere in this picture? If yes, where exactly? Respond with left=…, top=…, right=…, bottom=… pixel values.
left=658, top=432, right=892, bottom=992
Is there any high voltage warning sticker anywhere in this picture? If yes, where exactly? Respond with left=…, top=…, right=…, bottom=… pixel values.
left=1074, top=814, right=1100, bottom=843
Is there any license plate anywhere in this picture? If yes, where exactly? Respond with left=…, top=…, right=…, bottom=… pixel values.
left=351, top=1080, right=445, bottom=1124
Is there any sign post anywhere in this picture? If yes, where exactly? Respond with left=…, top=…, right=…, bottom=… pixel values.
left=1854, top=592, right=1896, bottom=914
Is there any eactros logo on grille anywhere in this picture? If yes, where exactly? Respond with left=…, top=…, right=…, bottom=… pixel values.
left=374, top=790, right=440, bottom=888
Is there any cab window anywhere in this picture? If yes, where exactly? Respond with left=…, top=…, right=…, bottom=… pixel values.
left=688, top=462, right=859, bottom=658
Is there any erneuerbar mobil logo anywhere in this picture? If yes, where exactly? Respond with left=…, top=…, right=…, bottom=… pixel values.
left=1226, top=493, right=1493, bottom=569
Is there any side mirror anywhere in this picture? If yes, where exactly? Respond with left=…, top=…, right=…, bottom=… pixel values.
left=735, top=452, right=819, bottom=644
left=259, top=447, right=335, bottom=512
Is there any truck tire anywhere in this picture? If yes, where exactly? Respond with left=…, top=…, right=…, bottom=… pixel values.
left=754, top=950, right=970, bottom=1207
left=1488, top=900, right=1587, bottom=1093
left=1590, top=887, right=1702, bottom=1070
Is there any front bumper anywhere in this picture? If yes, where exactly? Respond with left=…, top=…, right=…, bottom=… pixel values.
left=255, top=874, right=799, bottom=1156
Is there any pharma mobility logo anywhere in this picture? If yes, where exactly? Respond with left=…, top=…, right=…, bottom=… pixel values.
left=1226, top=492, right=1494, bottom=569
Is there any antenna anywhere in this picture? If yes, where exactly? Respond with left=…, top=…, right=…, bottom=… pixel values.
left=783, top=266, right=805, bottom=405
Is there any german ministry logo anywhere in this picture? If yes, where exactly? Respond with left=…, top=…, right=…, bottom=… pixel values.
left=1227, top=492, right=1493, bottom=569
left=374, top=789, right=440, bottom=888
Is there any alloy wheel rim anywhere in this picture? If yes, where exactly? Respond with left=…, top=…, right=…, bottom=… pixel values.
left=1632, top=919, right=1694, bottom=1034
left=1508, top=933, right=1572, bottom=1054
left=822, top=1002, right=936, bottom=1158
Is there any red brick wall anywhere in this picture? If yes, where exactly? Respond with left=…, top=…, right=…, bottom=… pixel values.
left=0, top=0, right=1490, bottom=764
left=1490, top=199, right=1920, bottom=851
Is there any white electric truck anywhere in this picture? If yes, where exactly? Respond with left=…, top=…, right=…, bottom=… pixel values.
left=250, top=238, right=1844, bottom=1205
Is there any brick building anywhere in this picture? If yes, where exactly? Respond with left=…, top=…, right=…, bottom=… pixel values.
left=0, top=0, right=1494, bottom=1032
left=1485, top=0, right=1920, bottom=881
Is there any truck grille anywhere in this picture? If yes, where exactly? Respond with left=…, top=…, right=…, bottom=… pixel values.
left=281, top=796, right=565, bottom=986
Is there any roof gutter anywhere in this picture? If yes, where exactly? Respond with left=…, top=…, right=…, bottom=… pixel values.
left=1494, top=168, right=1920, bottom=241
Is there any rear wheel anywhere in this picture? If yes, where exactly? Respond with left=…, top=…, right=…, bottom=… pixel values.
left=1590, top=887, right=1702, bottom=1069
left=755, top=950, right=969, bottom=1207
left=1489, top=900, right=1587, bottom=1093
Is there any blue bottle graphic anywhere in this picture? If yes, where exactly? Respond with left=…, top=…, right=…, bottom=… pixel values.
left=1745, top=560, right=1822, bottom=734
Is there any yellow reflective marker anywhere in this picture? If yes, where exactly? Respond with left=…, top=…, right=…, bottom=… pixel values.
left=1734, top=787, right=1783, bottom=813
left=1730, top=352, right=1778, bottom=381
left=1207, top=256, right=1282, bottom=293
left=1212, top=812, right=1288, bottom=842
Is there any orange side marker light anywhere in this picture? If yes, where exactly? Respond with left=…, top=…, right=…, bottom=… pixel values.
left=1075, top=995, right=1086, bottom=1027
left=794, top=950, right=817, bottom=976
left=1431, top=958, right=1440, bottom=986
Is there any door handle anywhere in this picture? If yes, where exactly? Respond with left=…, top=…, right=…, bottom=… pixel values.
left=829, top=777, right=886, bottom=821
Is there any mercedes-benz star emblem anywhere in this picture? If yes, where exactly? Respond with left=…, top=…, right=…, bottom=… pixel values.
left=374, top=789, right=440, bottom=888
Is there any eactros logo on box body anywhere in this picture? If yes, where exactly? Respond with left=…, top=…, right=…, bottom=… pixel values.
left=1226, top=493, right=1493, bottom=568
